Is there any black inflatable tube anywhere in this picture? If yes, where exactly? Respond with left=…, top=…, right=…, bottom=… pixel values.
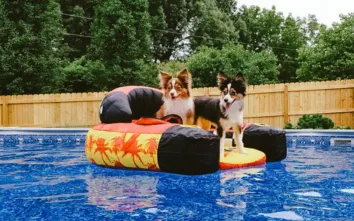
left=158, top=125, right=220, bottom=175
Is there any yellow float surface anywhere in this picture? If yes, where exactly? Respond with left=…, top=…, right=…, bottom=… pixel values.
left=85, top=128, right=162, bottom=171
left=220, top=145, right=266, bottom=170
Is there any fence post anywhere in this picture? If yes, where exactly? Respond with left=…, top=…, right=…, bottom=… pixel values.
left=2, top=96, right=8, bottom=126
left=284, top=84, right=289, bottom=126
left=205, top=87, right=210, bottom=97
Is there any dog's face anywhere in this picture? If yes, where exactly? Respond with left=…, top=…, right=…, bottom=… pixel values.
left=158, top=68, right=191, bottom=100
left=217, top=72, right=247, bottom=110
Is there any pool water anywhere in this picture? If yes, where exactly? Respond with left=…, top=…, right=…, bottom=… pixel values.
left=1, top=141, right=354, bottom=220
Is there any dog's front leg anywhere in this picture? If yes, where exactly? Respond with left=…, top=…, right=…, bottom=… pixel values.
left=233, top=124, right=247, bottom=155
left=232, top=133, right=236, bottom=147
left=217, top=127, right=225, bottom=159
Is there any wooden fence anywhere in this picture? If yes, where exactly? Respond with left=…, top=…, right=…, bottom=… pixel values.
left=0, top=79, right=353, bottom=128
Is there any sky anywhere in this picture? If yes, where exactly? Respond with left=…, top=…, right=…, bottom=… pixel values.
left=237, top=0, right=354, bottom=27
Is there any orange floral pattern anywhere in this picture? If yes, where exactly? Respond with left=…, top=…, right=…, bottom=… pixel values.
left=85, top=129, right=161, bottom=170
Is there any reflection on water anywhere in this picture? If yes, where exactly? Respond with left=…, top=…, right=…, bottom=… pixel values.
left=84, top=165, right=266, bottom=215
left=85, top=173, right=160, bottom=212
left=217, top=166, right=265, bottom=210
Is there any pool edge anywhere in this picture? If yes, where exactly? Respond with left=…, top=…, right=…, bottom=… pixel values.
left=1, top=127, right=354, bottom=134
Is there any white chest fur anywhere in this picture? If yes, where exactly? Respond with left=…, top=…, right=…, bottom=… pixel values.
left=221, top=99, right=244, bottom=127
left=163, top=98, right=194, bottom=123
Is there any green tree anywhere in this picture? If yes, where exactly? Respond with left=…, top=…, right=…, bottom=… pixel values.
left=215, top=0, right=237, bottom=15
left=186, top=44, right=279, bottom=87
left=189, top=0, right=238, bottom=51
left=0, top=0, right=65, bottom=95
left=297, top=14, right=325, bottom=46
left=88, top=0, right=153, bottom=90
left=234, top=5, right=283, bottom=52
left=149, top=4, right=169, bottom=62
left=157, top=61, right=187, bottom=74
left=234, top=6, right=307, bottom=83
left=297, top=13, right=354, bottom=81
left=57, top=56, right=103, bottom=92
left=148, top=0, right=189, bottom=62
left=59, top=0, right=97, bottom=60
left=275, top=15, right=306, bottom=82
left=148, top=0, right=239, bottom=62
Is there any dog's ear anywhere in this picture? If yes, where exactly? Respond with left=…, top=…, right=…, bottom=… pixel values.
left=158, top=71, right=172, bottom=89
left=235, top=72, right=247, bottom=96
left=235, top=72, right=245, bottom=81
left=217, top=72, right=228, bottom=88
left=177, top=68, right=191, bottom=88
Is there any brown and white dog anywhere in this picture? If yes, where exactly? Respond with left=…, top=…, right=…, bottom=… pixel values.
left=194, top=72, right=248, bottom=158
left=156, top=68, right=195, bottom=125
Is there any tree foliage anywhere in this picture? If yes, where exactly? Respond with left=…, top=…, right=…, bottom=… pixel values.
left=189, top=0, right=238, bottom=51
left=276, top=15, right=306, bottom=82
left=297, top=14, right=324, bottom=46
left=148, top=0, right=189, bottom=62
left=297, top=13, right=354, bottom=81
left=57, top=56, right=107, bottom=92
left=148, top=0, right=239, bottom=61
left=157, top=61, right=187, bottom=75
left=87, top=0, right=154, bottom=90
left=59, top=0, right=97, bottom=60
left=0, top=1, right=353, bottom=95
left=0, top=0, right=65, bottom=95
left=234, top=5, right=284, bottom=52
left=186, top=44, right=279, bottom=87
left=234, top=6, right=306, bottom=83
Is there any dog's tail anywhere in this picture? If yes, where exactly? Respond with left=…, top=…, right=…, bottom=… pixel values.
left=195, top=116, right=212, bottom=131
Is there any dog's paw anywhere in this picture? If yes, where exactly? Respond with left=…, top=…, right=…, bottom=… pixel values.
left=238, top=149, right=248, bottom=155
left=236, top=145, right=248, bottom=155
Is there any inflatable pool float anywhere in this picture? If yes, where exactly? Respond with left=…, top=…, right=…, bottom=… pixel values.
left=85, top=86, right=284, bottom=175
left=85, top=118, right=219, bottom=175
left=85, top=118, right=266, bottom=175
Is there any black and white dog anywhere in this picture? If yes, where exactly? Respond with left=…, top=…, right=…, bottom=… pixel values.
left=194, top=72, right=248, bottom=159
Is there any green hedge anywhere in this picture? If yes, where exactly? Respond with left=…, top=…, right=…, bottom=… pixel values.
left=284, top=114, right=351, bottom=129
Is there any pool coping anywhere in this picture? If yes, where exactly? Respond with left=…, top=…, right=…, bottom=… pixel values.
left=0, top=127, right=89, bottom=134
left=285, top=129, right=354, bottom=136
left=1, top=127, right=354, bottom=135
left=1, top=127, right=353, bottom=147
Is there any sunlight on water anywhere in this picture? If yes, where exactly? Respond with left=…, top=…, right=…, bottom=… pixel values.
left=259, top=211, right=303, bottom=220
left=294, top=191, right=322, bottom=197
left=341, top=189, right=354, bottom=194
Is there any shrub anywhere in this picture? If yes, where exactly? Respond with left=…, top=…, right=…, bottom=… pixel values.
left=284, top=115, right=352, bottom=129
left=296, top=114, right=334, bottom=129
left=284, top=123, right=295, bottom=129
left=333, top=126, right=351, bottom=129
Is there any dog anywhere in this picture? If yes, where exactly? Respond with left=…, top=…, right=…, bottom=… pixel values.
left=155, top=68, right=195, bottom=125
left=194, top=71, right=248, bottom=159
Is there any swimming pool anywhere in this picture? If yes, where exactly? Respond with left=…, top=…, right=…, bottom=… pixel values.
left=1, top=128, right=354, bottom=220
